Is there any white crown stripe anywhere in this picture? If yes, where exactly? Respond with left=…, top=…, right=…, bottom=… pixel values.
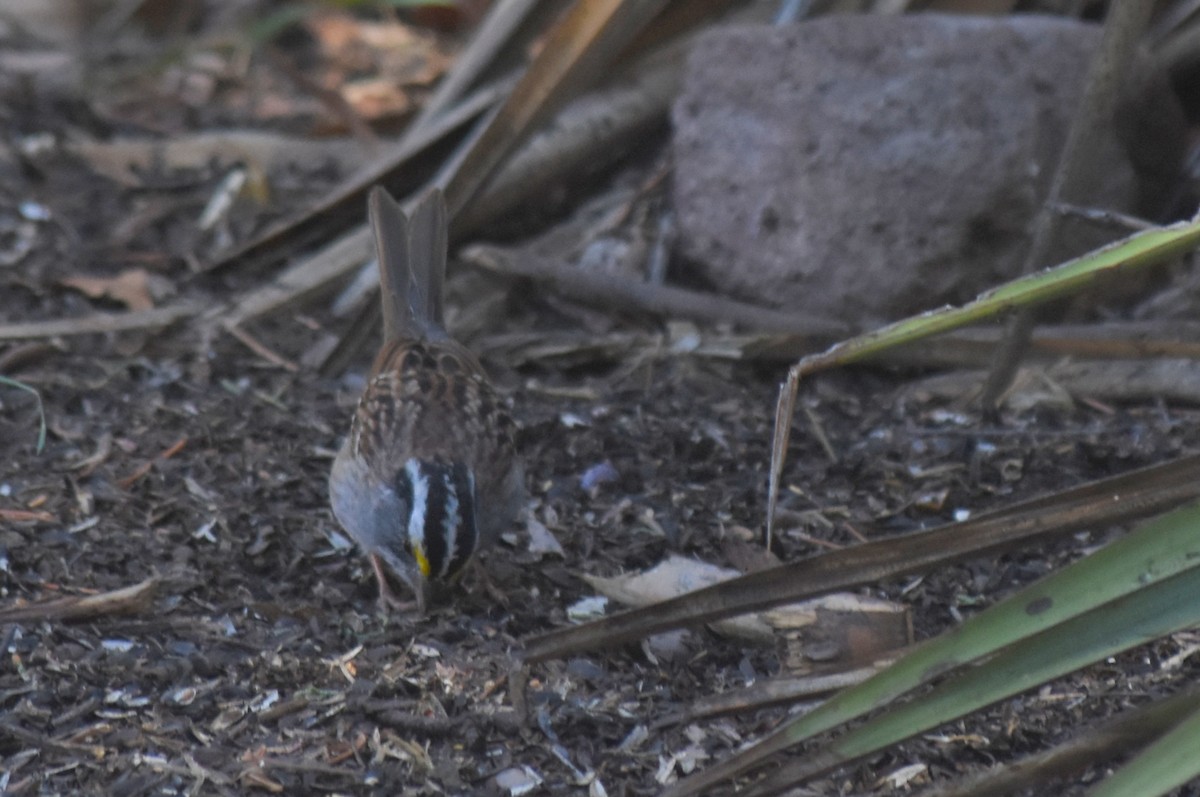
left=406, top=459, right=428, bottom=551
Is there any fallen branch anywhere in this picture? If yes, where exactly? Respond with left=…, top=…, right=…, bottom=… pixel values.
left=463, top=243, right=849, bottom=337
left=0, top=577, right=159, bottom=622
left=0, top=303, right=200, bottom=341
left=455, top=39, right=688, bottom=233
left=205, top=79, right=507, bottom=275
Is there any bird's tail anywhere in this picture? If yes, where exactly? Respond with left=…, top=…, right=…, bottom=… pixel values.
left=368, top=186, right=448, bottom=341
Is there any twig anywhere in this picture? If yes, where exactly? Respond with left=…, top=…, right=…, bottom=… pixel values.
left=455, top=40, right=687, bottom=233
left=0, top=508, right=56, bottom=522
left=1049, top=201, right=1155, bottom=232
left=205, top=78, right=506, bottom=275
left=216, top=228, right=374, bottom=330
left=463, top=244, right=848, bottom=337
left=0, top=720, right=106, bottom=758
left=403, top=0, right=542, bottom=143
left=0, top=577, right=159, bottom=622
left=801, top=404, right=837, bottom=464
left=117, top=436, right=188, bottom=489
left=0, top=303, right=199, bottom=341
left=440, top=0, right=673, bottom=218
left=981, top=3, right=1156, bottom=410
left=224, top=324, right=300, bottom=372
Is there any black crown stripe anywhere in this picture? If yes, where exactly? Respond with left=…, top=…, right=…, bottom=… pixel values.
left=445, top=463, right=478, bottom=577
left=420, top=464, right=450, bottom=577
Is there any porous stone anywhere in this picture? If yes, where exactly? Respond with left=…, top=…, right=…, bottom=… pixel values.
left=670, top=14, right=1175, bottom=327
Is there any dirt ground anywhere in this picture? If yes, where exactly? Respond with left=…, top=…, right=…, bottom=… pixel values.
left=4, top=7, right=1200, bottom=797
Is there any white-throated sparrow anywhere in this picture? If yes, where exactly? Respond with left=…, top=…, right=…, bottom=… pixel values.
left=329, top=186, right=524, bottom=613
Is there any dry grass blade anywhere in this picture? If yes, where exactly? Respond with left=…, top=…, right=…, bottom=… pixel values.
left=440, top=0, right=672, bottom=217
left=523, top=453, right=1200, bottom=662
left=666, top=498, right=1200, bottom=797
left=0, top=374, right=48, bottom=453
left=0, top=303, right=200, bottom=340
left=217, top=226, right=374, bottom=329
left=656, top=666, right=883, bottom=728
left=204, top=80, right=504, bottom=274
left=403, top=0, right=544, bottom=141
left=765, top=370, right=797, bottom=544
left=766, top=214, right=1200, bottom=543
left=454, top=38, right=688, bottom=232
left=322, top=0, right=675, bottom=373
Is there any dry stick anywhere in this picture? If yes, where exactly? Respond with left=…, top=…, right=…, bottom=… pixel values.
left=224, top=324, right=300, bottom=372
left=218, top=225, right=374, bottom=330
left=204, top=78, right=506, bottom=276
left=0, top=303, right=200, bottom=341
left=440, top=0, right=672, bottom=219
left=117, top=436, right=188, bottom=489
left=980, top=2, right=1155, bottom=410
left=0, top=577, right=158, bottom=622
left=455, top=39, right=687, bottom=234
left=0, top=508, right=55, bottom=523
left=402, top=0, right=542, bottom=143
left=524, top=453, right=1200, bottom=663
left=463, top=244, right=849, bottom=338
left=0, top=720, right=107, bottom=758
left=318, top=42, right=693, bottom=376
left=69, top=132, right=369, bottom=186
left=915, top=358, right=1200, bottom=406
left=656, top=666, right=882, bottom=727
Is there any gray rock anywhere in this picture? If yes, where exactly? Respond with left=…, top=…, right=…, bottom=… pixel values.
left=670, top=14, right=1176, bottom=327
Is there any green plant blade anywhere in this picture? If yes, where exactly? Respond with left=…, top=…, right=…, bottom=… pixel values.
left=0, top=375, right=46, bottom=453
left=742, top=545, right=1200, bottom=796
left=930, top=686, right=1200, bottom=797
left=805, top=213, right=1200, bottom=371
left=768, top=214, right=1200, bottom=541
left=525, top=454, right=1200, bottom=662
left=1089, top=702, right=1200, bottom=797
left=662, top=500, right=1200, bottom=797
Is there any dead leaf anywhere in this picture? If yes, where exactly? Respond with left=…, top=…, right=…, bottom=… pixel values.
left=60, top=268, right=162, bottom=311
left=341, top=78, right=413, bottom=122
left=583, top=555, right=909, bottom=657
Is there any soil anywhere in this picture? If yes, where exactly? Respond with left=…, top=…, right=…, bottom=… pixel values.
left=3, top=8, right=1200, bottom=797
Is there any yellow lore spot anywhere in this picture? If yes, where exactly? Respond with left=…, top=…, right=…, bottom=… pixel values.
left=412, top=542, right=431, bottom=577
